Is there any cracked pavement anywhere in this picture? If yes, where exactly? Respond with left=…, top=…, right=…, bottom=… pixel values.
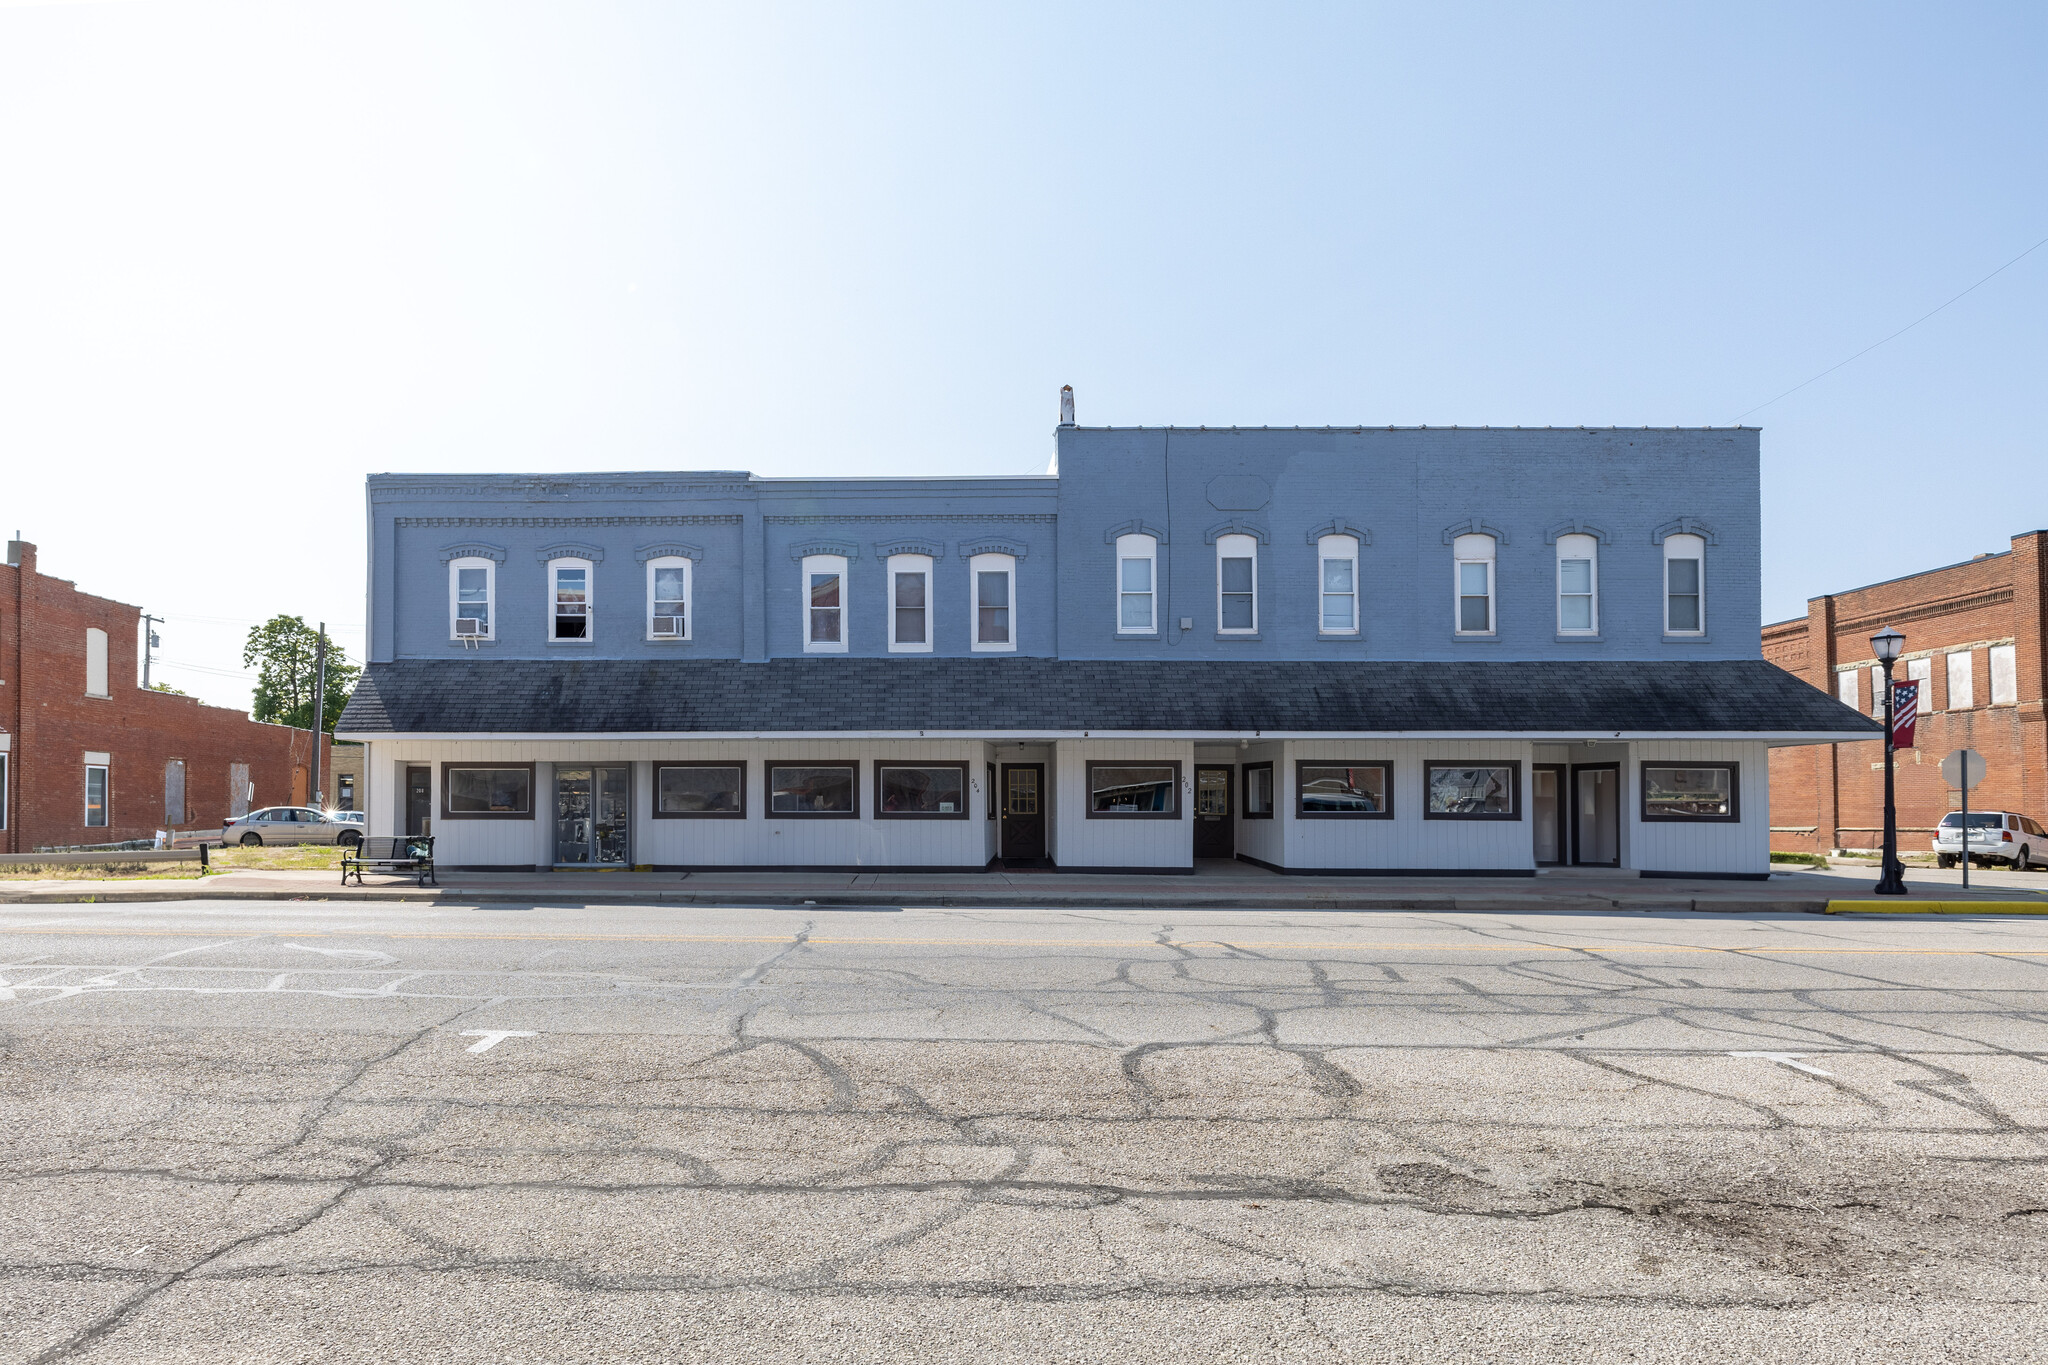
left=2, top=899, right=2047, bottom=1362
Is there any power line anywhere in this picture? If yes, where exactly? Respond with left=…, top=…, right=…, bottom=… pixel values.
left=1732, top=228, right=2048, bottom=423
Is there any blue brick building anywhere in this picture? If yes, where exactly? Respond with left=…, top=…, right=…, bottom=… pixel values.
left=337, top=399, right=1874, bottom=875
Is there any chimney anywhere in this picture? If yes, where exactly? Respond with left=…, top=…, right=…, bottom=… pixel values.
left=1059, top=385, right=1075, bottom=427
left=5, top=536, right=31, bottom=571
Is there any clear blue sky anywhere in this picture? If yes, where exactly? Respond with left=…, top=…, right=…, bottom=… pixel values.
left=2, top=1, right=2043, bottom=709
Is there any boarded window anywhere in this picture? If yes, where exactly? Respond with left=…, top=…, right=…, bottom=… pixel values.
left=229, top=762, right=251, bottom=818
left=1837, top=670, right=1859, bottom=710
left=164, top=759, right=186, bottom=825
left=1990, top=644, right=2017, bottom=706
left=1947, top=651, right=1974, bottom=710
left=86, top=628, right=109, bottom=696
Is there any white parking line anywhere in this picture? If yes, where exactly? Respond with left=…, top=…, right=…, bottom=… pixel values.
left=461, top=1029, right=538, bottom=1054
left=1728, top=1050, right=1835, bottom=1076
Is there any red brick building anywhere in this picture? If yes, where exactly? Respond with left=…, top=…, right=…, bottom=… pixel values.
left=3, top=539, right=328, bottom=851
left=1764, top=530, right=2048, bottom=854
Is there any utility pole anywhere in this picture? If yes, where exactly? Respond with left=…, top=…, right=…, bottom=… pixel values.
left=308, top=623, right=328, bottom=810
left=141, top=614, right=162, bottom=690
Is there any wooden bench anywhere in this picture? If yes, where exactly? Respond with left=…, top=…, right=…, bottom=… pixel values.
left=341, top=835, right=437, bottom=887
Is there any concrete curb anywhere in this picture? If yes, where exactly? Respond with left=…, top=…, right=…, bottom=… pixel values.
left=0, top=885, right=1832, bottom=913
left=1825, top=900, right=2048, bottom=914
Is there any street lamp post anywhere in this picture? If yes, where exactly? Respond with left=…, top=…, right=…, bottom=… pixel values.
left=1871, top=626, right=1908, bottom=896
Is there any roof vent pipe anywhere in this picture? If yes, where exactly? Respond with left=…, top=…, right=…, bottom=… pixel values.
left=1059, top=385, right=1075, bottom=426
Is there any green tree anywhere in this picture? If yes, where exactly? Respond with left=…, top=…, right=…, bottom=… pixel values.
left=146, top=681, right=188, bottom=696
left=242, top=615, right=360, bottom=732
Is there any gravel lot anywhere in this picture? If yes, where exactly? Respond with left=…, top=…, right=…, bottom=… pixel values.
left=3, top=899, right=2046, bottom=1363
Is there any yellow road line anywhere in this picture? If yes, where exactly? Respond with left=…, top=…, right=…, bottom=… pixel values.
left=1827, top=901, right=2048, bottom=915
left=1, top=925, right=2047, bottom=956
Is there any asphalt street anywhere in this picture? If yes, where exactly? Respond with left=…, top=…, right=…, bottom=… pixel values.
left=3, top=898, right=2046, bottom=1363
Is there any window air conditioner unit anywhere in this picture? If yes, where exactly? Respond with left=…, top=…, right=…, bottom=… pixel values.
left=456, top=618, right=485, bottom=637
left=651, top=615, right=682, bottom=637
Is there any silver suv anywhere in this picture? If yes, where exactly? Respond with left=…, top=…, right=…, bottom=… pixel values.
left=1934, top=811, right=2047, bottom=870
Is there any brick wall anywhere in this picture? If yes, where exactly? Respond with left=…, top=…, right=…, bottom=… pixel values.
left=2, top=540, right=327, bottom=851
left=1764, top=530, right=2048, bottom=853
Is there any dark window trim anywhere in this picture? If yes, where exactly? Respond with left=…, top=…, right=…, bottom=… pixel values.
left=1241, top=760, right=1275, bottom=820
left=986, top=763, right=997, bottom=820
left=766, top=760, right=860, bottom=819
left=874, top=760, right=972, bottom=820
left=1295, top=759, right=1395, bottom=820
left=653, top=761, right=749, bottom=820
left=1639, top=760, right=1740, bottom=823
left=440, top=762, right=537, bottom=820
left=1422, top=759, right=1523, bottom=821
left=1194, top=763, right=1235, bottom=820
left=1084, top=759, right=1183, bottom=820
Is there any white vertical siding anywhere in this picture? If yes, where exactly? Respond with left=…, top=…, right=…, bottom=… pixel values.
left=1281, top=740, right=1535, bottom=871
left=1629, top=740, right=1769, bottom=875
left=1052, top=739, right=1193, bottom=869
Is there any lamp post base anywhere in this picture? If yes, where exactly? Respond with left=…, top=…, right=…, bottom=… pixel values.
left=1873, top=863, right=1909, bottom=896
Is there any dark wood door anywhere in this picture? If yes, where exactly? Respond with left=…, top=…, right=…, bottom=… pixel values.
left=999, top=764, right=1045, bottom=861
left=1192, top=766, right=1233, bottom=858
left=1570, top=763, right=1621, bottom=866
left=405, top=766, right=432, bottom=836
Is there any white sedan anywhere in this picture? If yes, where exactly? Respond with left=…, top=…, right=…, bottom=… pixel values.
left=221, top=807, right=365, bottom=848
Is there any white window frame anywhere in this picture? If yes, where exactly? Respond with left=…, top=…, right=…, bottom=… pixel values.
left=802, top=554, right=849, bottom=653
left=969, top=552, right=1016, bottom=652
left=1453, top=533, right=1496, bottom=636
left=1906, top=656, right=1933, bottom=713
left=887, top=553, right=933, bottom=653
left=1947, top=650, right=1974, bottom=710
left=85, top=627, right=109, bottom=697
left=448, top=557, right=497, bottom=641
left=1555, top=533, right=1598, bottom=636
left=1837, top=668, right=1860, bottom=710
left=1215, top=533, right=1258, bottom=635
left=547, top=557, right=594, bottom=644
left=645, top=556, right=691, bottom=641
left=1316, top=534, right=1358, bottom=636
left=1115, top=533, right=1157, bottom=635
left=1870, top=664, right=1885, bottom=717
left=1663, top=533, right=1705, bottom=636
left=1990, top=644, right=2018, bottom=706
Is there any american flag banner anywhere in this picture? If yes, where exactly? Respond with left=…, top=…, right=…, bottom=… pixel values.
left=1892, top=680, right=1919, bottom=749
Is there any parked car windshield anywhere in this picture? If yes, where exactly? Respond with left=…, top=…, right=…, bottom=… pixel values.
left=1939, top=813, right=2003, bottom=828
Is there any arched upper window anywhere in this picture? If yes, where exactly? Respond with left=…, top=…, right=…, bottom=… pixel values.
left=802, top=553, right=848, bottom=652
left=645, top=557, right=691, bottom=640
left=1664, top=533, right=1705, bottom=635
left=547, top=557, right=593, bottom=642
left=1216, top=533, right=1258, bottom=634
left=448, top=558, right=495, bottom=641
left=1453, top=533, right=1496, bottom=635
left=970, top=552, right=1016, bottom=651
left=1555, top=533, right=1598, bottom=636
left=1317, top=534, right=1359, bottom=635
left=888, top=553, right=933, bottom=652
left=1116, top=533, right=1156, bottom=634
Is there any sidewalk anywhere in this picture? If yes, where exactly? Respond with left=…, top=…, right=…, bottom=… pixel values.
left=6, top=859, right=2046, bottom=912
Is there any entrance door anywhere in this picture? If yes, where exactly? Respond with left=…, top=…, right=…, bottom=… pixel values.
left=1532, top=764, right=1563, bottom=865
left=405, top=766, right=432, bottom=836
left=1571, top=764, right=1620, bottom=866
left=556, top=766, right=630, bottom=865
left=999, top=764, right=1045, bottom=862
left=1193, top=766, right=1233, bottom=858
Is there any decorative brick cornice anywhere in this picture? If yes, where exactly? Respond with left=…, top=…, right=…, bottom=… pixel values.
left=957, top=536, right=1028, bottom=559
left=437, top=542, right=506, bottom=564
left=789, top=540, right=860, bottom=561
left=535, top=542, right=606, bottom=564
left=1544, top=519, right=1612, bottom=545
left=635, top=542, right=704, bottom=563
left=1103, top=519, right=1168, bottom=545
left=1305, top=519, right=1371, bottom=546
left=1441, top=518, right=1508, bottom=546
left=1651, top=517, right=1719, bottom=546
left=874, top=538, right=944, bottom=559
left=1203, top=520, right=1269, bottom=545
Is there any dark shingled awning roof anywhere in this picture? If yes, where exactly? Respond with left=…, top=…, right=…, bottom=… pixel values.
left=337, top=658, right=1878, bottom=738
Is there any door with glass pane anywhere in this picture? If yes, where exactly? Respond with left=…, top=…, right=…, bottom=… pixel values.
left=556, top=766, right=630, bottom=865
left=999, top=764, right=1045, bottom=862
left=1571, top=764, right=1620, bottom=867
left=1532, top=765, right=1563, bottom=865
left=1192, top=766, right=1233, bottom=858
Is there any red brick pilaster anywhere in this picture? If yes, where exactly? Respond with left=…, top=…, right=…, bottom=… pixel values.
left=1807, top=593, right=1840, bottom=851
left=2013, top=531, right=2048, bottom=825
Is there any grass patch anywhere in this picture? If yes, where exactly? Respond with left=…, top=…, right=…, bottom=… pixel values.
left=0, top=862, right=208, bottom=881
left=209, top=845, right=349, bottom=871
left=1769, top=851, right=1827, bottom=867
